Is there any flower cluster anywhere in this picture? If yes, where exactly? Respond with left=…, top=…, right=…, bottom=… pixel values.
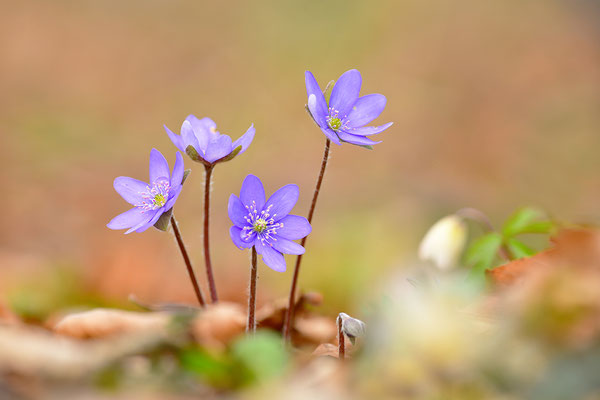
left=108, top=68, right=391, bottom=333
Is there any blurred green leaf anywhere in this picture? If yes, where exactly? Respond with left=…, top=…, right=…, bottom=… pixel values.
left=179, top=347, right=235, bottom=389
left=505, top=237, right=535, bottom=259
left=231, top=331, right=289, bottom=385
left=465, top=232, right=503, bottom=277
left=502, top=207, right=552, bottom=237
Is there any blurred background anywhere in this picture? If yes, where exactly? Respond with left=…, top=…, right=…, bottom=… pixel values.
left=1, top=0, right=599, bottom=318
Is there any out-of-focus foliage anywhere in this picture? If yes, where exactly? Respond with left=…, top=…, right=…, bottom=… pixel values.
left=1, top=229, right=600, bottom=399
left=464, top=207, right=556, bottom=278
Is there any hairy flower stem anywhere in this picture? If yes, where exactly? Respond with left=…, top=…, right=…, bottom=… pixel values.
left=337, top=314, right=345, bottom=359
left=170, top=216, right=206, bottom=307
left=282, top=138, right=331, bottom=342
left=203, top=165, right=218, bottom=303
left=247, top=247, right=258, bottom=334
left=456, top=207, right=511, bottom=260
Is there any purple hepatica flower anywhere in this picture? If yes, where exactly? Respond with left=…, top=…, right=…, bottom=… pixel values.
left=305, top=69, right=393, bottom=147
left=107, top=149, right=184, bottom=234
left=164, top=115, right=255, bottom=165
left=228, top=175, right=312, bottom=272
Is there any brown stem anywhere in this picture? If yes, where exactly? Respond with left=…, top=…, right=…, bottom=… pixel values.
left=282, top=138, right=331, bottom=342
left=247, top=247, right=258, bottom=333
left=203, top=165, right=218, bottom=303
left=170, top=215, right=206, bottom=307
left=337, top=314, right=345, bottom=359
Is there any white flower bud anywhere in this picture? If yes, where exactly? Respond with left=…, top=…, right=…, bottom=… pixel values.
left=338, top=312, right=366, bottom=345
left=418, top=215, right=467, bottom=271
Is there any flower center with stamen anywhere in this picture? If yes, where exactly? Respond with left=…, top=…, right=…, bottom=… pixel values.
left=138, top=179, right=171, bottom=211
left=153, top=193, right=166, bottom=208
left=328, top=117, right=342, bottom=131
left=253, top=218, right=268, bottom=233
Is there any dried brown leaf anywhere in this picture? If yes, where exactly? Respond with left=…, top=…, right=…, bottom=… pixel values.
left=53, top=309, right=170, bottom=339
left=312, top=343, right=339, bottom=358
left=295, top=316, right=337, bottom=346
left=488, top=229, right=600, bottom=286
left=191, top=302, right=246, bottom=350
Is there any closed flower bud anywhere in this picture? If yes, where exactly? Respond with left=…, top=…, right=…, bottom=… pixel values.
left=418, top=215, right=467, bottom=271
left=338, top=312, right=367, bottom=345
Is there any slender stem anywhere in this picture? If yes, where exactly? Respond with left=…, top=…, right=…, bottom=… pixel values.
left=203, top=165, right=218, bottom=303
left=456, top=207, right=511, bottom=260
left=247, top=247, right=258, bottom=333
left=170, top=215, right=206, bottom=307
left=282, top=138, right=331, bottom=341
left=337, top=314, right=345, bottom=359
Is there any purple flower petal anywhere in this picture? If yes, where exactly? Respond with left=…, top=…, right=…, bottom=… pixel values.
left=329, top=69, right=362, bottom=118
left=125, top=210, right=157, bottom=234
left=185, top=115, right=215, bottom=152
left=345, top=122, right=393, bottom=136
left=232, top=124, right=255, bottom=155
left=170, top=152, right=184, bottom=187
left=240, top=175, right=266, bottom=211
left=272, top=237, right=305, bottom=255
left=241, top=229, right=256, bottom=243
left=337, top=131, right=382, bottom=146
left=164, top=125, right=185, bottom=152
left=230, top=226, right=254, bottom=249
left=228, top=194, right=249, bottom=228
left=204, top=134, right=233, bottom=163
left=346, top=94, right=387, bottom=128
left=277, top=215, right=312, bottom=240
left=134, top=208, right=164, bottom=233
left=255, top=240, right=286, bottom=272
left=305, top=71, right=328, bottom=122
left=307, top=94, right=328, bottom=129
left=263, top=184, right=299, bottom=221
left=107, top=207, right=149, bottom=230
left=164, top=185, right=182, bottom=210
left=187, top=115, right=217, bottom=133
left=149, top=149, right=170, bottom=182
left=319, top=126, right=342, bottom=145
left=113, top=176, right=147, bottom=205
left=181, top=120, right=203, bottom=154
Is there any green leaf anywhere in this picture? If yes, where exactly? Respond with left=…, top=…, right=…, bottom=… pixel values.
left=465, top=232, right=503, bottom=277
left=502, top=207, right=549, bottom=237
left=515, top=221, right=555, bottom=235
left=231, top=331, right=289, bottom=384
left=179, top=347, right=235, bottom=388
left=505, top=237, right=535, bottom=259
left=358, top=144, right=374, bottom=150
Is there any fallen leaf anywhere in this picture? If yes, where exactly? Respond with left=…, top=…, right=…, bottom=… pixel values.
left=312, top=343, right=339, bottom=358
left=488, top=229, right=600, bottom=286
left=295, top=316, right=337, bottom=346
left=53, top=309, right=170, bottom=339
left=191, top=302, right=246, bottom=350
left=0, top=325, right=165, bottom=379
